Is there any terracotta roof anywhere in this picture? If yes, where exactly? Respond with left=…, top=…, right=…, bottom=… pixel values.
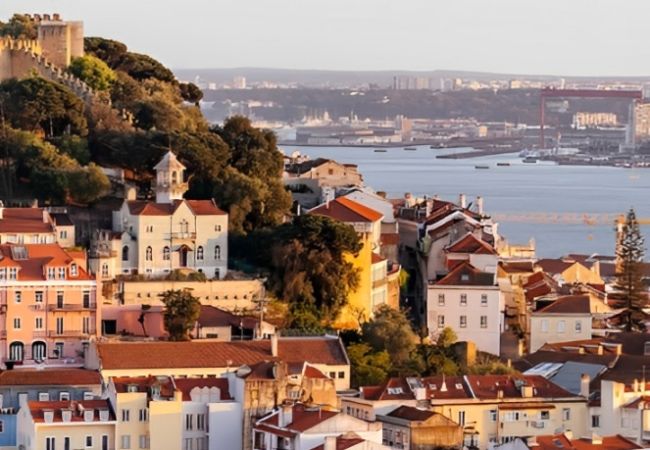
left=434, top=262, right=495, bottom=286
left=386, top=405, right=435, bottom=421
left=536, top=433, right=641, bottom=450
left=536, top=295, right=592, bottom=314
left=111, top=376, right=176, bottom=399
left=361, top=377, right=414, bottom=401
left=185, top=200, right=227, bottom=216
left=0, top=369, right=100, bottom=386
left=97, top=337, right=348, bottom=370
left=126, top=199, right=226, bottom=216
left=0, top=244, right=93, bottom=281
left=310, top=434, right=365, bottom=450
left=28, top=400, right=114, bottom=423
left=303, top=364, right=328, bottom=379
left=465, top=375, right=576, bottom=400
left=499, top=261, right=535, bottom=274
left=0, top=208, right=54, bottom=233
left=422, top=376, right=473, bottom=400
left=257, top=403, right=338, bottom=432
left=197, top=305, right=259, bottom=329
left=173, top=377, right=232, bottom=401
left=309, top=197, right=383, bottom=223
left=536, top=258, right=581, bottom=275
left=446, top=233, right=497, bottom=255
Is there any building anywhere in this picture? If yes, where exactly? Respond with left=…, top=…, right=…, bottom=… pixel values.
left=427, top=262, right=505, bottom=355
left=90, top=151, right=228, bottom=281
left=534, top=258, right=603, bottom=286
left=17, top=399, right=115, bottom=450
left=376, top=405, right=463, bottom=449
left=0, top=368, right=101, bottom=448
left=0, top=244, right=98, bottom=366
left=343, top=374, right=587, bottom=449
left=312, top=433, right=391, bottom=450
left=253, top=403, right=383, bottom=450
left=194, top=305, right=276, bottom=341
left=0, top=206, right=75, bottom=247
left=497, top=433, right=642, bottom=450
left=529, top=295, right=613, bottom=352
left=309, top=197, right=388, bottom=328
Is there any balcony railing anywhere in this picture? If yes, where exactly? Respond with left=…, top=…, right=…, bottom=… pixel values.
left=48, top=329, right=96, bottom=338
left=48, top=303, right=97, bottom=312
left=170, top=232, right=197, bottom=240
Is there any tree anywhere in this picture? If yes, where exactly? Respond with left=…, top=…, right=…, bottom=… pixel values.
left=179, top=82, right=203, bottom=106
left=615, top=208, right=647, bottom=332
left=160, top=289, right=201, bottom=341
left=362, top=305, right=417, bottom=367
left=0, top=14, right=38, bottom=39
left=67, top=164, right=111, bottom=204
left=69, top=55, right=117, bottom=91
left=347, top=343, right=391, bottom=388
left=84, top=37, right=128, bottom=67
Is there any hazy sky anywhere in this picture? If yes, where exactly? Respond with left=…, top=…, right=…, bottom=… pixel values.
left=2, top=0, right=649, bottom=76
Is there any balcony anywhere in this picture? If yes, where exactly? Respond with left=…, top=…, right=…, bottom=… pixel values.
left=48, top=329, right=96, bottom=338
left=48, top=303, right=97, bottom=312
left=29, top=304, right=46, bottom=311
left=170, top=232, right=196, bottom=241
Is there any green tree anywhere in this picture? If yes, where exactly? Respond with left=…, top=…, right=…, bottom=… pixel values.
left=67, top=163, right=111, bottom=204
left=362, top=305, right=417, bottom=367
left=160, top=289, right=201, bottom=341
left=267, top=215, right=362, bottom=325
left=179, top=82, right=203, bottom=106
left=84, top=37, right=128, bottom=67
left=68, top=55, right=117, bottom=91
left=0, top=14, right=38, bottom=39
left=347, top=343, right=391, bottom=388
left=615, top=208, right=647, bottom=332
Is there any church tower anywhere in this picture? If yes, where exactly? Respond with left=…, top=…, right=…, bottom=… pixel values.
left=153, top=151, right=188, bottom=204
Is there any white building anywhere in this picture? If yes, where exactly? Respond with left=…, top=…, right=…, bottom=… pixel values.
left=427, top=262, right=505, bottom=355
left=90, top=151, right=228, bottom=280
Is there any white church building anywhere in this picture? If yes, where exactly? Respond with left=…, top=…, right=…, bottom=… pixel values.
left=90, top=151, right=229, bottom=280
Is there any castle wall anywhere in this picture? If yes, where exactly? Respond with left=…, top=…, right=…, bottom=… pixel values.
left=68, top=21, right=84, bottom=59
left=38, top=21, right=71, bottom=67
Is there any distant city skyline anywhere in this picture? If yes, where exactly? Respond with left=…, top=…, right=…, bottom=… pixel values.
left=2, top=0, right=650, bottom=77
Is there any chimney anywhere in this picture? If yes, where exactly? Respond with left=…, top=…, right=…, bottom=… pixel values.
left=324, top=436, right=337, bottom=450
left=425, top=197, right=433, bottom=217
left=591, top=433, right=602, bottom=445
left=279, top=403, right=293, bottom=427
left=0, top=201, right=4, bottom=220
left=271, top=334, right=278, bottom=357
left=458, top=193, right=466, bottom=209
left=580, top=374, right=590, bottom=398
left=42, top=209, right=48, bottom=223
left=476, top=196, right=484, bottom=215
left=497, top=389, right=504, bottom=399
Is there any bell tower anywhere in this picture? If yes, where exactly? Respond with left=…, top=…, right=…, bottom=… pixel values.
left=153, top=151, right=188, bottom=204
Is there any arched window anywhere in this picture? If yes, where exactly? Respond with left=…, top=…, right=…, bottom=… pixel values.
left=214, top=245, right=221, bottom=260
left=163, top=246, right=170, bottom=261
left=145, top=246, right=153, bottom=261
left=172, top=171, right=178, bottom=184
left=196, top=246, right=204, bottom=261
left=32, top=341, right=46, bottom=361
left=101, top=263, right=109, bottom=277
left=180, top=220, right=189, bottom=234
left=122, top=246, right=129, bottom=262
left=9, top=342, right=24, bottom=361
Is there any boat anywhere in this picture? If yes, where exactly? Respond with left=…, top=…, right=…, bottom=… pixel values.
left=430, top=143, right=446, bottom=149
left=404, top=147, right=417, bottom=151
left=522, top=157, right=538, bottom=164
left=475, top=165, right=490, bottom=169
left=374, top=149, right=387, bottom=153
left=496, top=162, right=511, bottom=167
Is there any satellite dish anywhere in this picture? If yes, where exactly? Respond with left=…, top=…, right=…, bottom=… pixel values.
left=236, top=365, right=252, bottom=378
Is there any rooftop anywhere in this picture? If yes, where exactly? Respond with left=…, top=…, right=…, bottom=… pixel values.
left=535, top=295, right=592, bottom=315
left=434, top=262, right=495, bottom=287
left=0, top=369, right=100, bottom=386
left=535, top=433, right=641, bottom=450
left=28, top=400, right=114, bottom=423
left=309, top=197, right=383, bottom=223
left=257, top=403, right=338, bottom=433
left=126, top=199, right=226, bottom=216
left=446, top=233, right=497, bottom=255
left=0, top=244, right=92, bottom=281
left=0, top=208, right=54, bottom=233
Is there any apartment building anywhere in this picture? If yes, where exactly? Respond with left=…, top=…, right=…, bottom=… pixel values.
left=0, top=207, right=75, bottom=248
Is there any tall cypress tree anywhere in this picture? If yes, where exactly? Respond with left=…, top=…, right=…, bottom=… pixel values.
left=615, top=208, right=647, bottom=331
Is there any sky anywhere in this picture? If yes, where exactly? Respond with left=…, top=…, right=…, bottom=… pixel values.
left=2, top=0, right=650, bottom=76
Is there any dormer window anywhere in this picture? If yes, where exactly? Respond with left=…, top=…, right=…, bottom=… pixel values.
left=58, top=267, right=66, bottom=279
left=43, top=410, right=54, bottom=423
left=127, top=385, right=138, bottom=393
left=70, top=264, right=78, bottom=277
left=84, top=409, right=94, bottom=422
left=62, top=409, right=72, bottom=422
left=0, top=269, right=5, bottom=280
left=47, top=267, right=55, bottom=279
left=8, top=268, right=17, bottom=280
left=99, top=409, right=109, bottom=421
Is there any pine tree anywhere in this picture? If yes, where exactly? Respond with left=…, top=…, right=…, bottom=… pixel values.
left=615, top=208, right=647, bottom=332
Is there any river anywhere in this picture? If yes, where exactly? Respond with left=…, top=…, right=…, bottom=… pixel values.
left=281, top=145, right=650, bottom=258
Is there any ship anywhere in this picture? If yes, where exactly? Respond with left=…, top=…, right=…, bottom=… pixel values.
left=374, top=149, right=387, bottom=153
left=496, top=162, right=511, bottom=167
left=522, top=157, right=538, bottom=164
left=475, top=165, right=490, bottom=169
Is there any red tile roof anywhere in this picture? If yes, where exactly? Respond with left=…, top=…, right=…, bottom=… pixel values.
left=303, top=364, right=328, bottom=379
left=257, top=403, right=338, bottom=432
left=28, top=399, right=114, bottom=423
left=0, top=244, right=93, bottom=281
left=111, top=376, right=175, bottom=398
left=465, top=375, right=576, bottom=400
left=536, top=295, right=592, bottom=314
left=434, top=262, right=495, bottom=286
left=536, top=434, right=641, bottom=450
left=0, top=208, right=54, bottom=233
left=310, top=434, right=365, bottom=450
left=386, top=405, right=436, bottom=421
left=173, top=377, right=232, bottom=401
left=422, top=376, right=473, bottom=400
left=309, top=197, right=383, bottom=223
left=446, top=233, right=497, bottom=255
left=197, top=305, right=258, bottom=329
left=126, top=199, right=226, bottom=216
left=536, top=258, right=581, bottom=275
left=97, top=337, right=348, bottom=370
left=360, top=377, right=414, bottom=401
left=0, top=369, right=100, bottom=386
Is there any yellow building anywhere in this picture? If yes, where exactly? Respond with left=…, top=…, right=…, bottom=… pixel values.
left=535, top=258, right=603, bottom=286
left=309, top=197, right=387, bottom=329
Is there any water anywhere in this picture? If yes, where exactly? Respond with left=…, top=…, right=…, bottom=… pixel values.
left=282, top=145, right=650, bottom=258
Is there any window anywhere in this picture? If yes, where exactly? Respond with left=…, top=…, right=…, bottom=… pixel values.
left=139, top=408, right=148, bottom=422
left=214, top=245, right=221, bottom=260
left=55, top=342, right=64, bottom=358
left=180, top=220, right=189, bottom=234
left=13, top=318, right=20, bottom=329
left=35, top=317, right=43, bottom=329
left=458, top=410, right=466, bottom=426
left=83, top=392, right=94, bottom=400
left=8, top=268, right=16, bottom=280
left=480, top=315, right=488, bottom=328
left=59, top=392, right=70, bottom=401
left=139, top=435, right=149, bottom=449
left=489, top=410, right=497, bottom=421
left=39, top=392, right=50, bottom=401
left=540, top=410, right=550, bottom=420
left=33, top=342, right=46, bottom=361
left=83, top=317, right=91, bottom=334
left=592, top=415, right=600, bottom=428
left=163, top=246, right=170, bottom=261
left=172, top=171, right=178, bottom=184
left=9, top=342, right=23, bottom=361
left=185, top=413, right=194, bottom=430
left=101, top=263, right=109, bottom=277
left=437, top=315, right=445, bottom=328
left=184, top=438, right=193, bottom=450
left=146, top=225, right=154, bottom=233
left=0, top=420, right=4, bottom=433
left=145, top=246, right=153, bottom=261
left=338, top=371, right=345, bottom=379
left=557, top=320, right=566, bottom=333
left=65, top=436, right=71, bottom=450
left=438, top=294, right=445, bottom=306
left=83, top=291, right=91, bottom=308
left=575, top=320, right=582, bottom=333
left=57, top=291, right=64, bottom=308
left=196, top=246, right=204, bottom=261
left=35, top=291, right=43, bottom=303
left=46, top=437, right=56, bottom=450
left=86, top=436, right=93, bottom=448
left=14, top=291, right=21, bottom=303
left=122, top=246, right=129, bottom=262
left=460, top=315, right=467, bottom=328
left=56, top=317, right=64, bottom=335
left=58, top=267, right=66, bottom=279
left=122, top=409, right=130, bottom=422
left=481, top=294, right=488, bottom=306
left=70, top=264, right=78, bottom=277
left=541, top=319, right=549, bottom=333
left=0, top=269, right=5, bottom=280
left=47, top=267, right=55, bottom=279
left=562, top=408, right=570, bottom=421
left=215, top=224, right=222, bottom=232
left=460, top=294, right=467, bottom=306
left=197, top=413, right=205, bottom=431
left=121, top=435, right=131, bottom=449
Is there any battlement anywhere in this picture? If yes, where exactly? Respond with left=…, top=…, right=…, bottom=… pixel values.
left=0, top=37, right=42, bottom=55
left=22, top=13, right=63, bottom=22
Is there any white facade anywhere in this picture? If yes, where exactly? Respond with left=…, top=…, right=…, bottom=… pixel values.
left=427, top=284, right=504, bottom=355
left=529, top=313, right=592, bottom=353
